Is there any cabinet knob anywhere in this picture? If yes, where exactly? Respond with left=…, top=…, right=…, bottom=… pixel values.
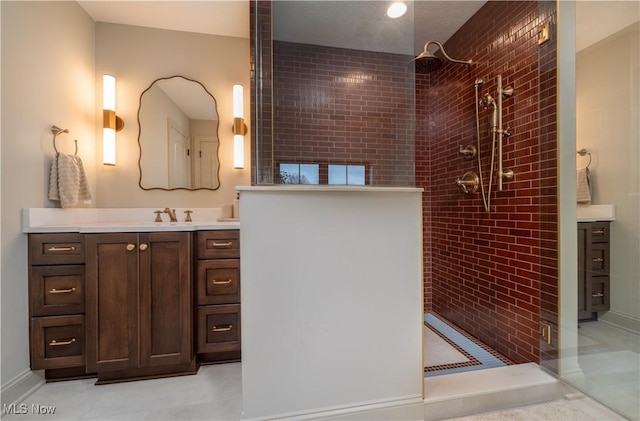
left=126, top=244, right=136, bottom=251
left=139, top=244, right=148, bottom=251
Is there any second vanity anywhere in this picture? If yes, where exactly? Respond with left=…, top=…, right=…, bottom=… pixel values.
left=23, top=208, right=240, bottom=384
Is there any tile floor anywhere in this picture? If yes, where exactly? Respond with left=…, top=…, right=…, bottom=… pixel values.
left=424, top=313, right=511, bottom=377
left=2, top=363, right=241, bottom=420
left=4, top=319, right=635, bottom=420
left=562, top=320, right=640, bottom=420
left=3, top=363, right=625, bottom=421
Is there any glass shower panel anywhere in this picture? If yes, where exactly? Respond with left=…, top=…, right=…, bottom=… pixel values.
left=252, top=1, right=417, bottom=186
left=556, top=2, right=640, bottom=420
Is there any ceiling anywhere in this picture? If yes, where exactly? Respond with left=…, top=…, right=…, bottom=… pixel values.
left=77, top=1, right=486, bottom=55
left=78, top=1, right=639, bottom=56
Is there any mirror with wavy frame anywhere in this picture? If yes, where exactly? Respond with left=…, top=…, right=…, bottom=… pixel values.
left=138, top=76, right=220, bottom=190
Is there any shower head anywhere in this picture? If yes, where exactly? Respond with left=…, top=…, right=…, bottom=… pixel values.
left=414, top=51, right=444, bottom=73
left=413, top=40, right=472, bottom=74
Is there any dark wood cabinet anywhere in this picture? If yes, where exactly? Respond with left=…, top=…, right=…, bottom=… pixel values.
left=85, top=232, right=194, bottom=382
left=578, top=221, right=611, bottom=321
left=28, top=234, right=87, bottom=377
left=196, top=230, right=241, bottom=363
left=28, top=228, right=238, bottom=383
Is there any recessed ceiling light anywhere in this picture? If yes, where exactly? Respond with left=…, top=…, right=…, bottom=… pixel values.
left=386, top=2, right=407, bottom=19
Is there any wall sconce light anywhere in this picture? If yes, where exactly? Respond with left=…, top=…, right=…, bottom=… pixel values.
left=102, top=74, right=124, bottom=166
left=232, top=84, right=247, bottom=169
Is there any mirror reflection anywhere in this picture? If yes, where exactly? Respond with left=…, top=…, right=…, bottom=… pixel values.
left=138, top=76, right=220, bottom=190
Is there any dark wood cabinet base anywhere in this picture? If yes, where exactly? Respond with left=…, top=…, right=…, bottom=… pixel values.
left=44, top=366, right=95, bottom=382
left=197, top=350, right=241, bottom=365
left=95, top=360, right=197, bottom=385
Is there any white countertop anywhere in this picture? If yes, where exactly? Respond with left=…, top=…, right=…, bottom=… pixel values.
left=576, top=204, right=616, bottom=222
left=22, top=208, right=239, bottom=233
left=237, top=185, right=423, bottom=193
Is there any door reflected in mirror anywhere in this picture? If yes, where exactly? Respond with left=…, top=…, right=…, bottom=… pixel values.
left=138, top=76, right=220, bottom=190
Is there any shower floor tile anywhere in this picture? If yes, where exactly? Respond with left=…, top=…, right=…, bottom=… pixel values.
left=425, top=313, right=513, bottom=377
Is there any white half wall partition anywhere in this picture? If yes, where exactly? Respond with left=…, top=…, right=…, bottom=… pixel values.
left=238, top=186, right=424, bottom=420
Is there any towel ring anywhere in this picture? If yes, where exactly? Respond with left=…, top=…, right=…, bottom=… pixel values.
left=51, top=125, right=77, bottom=155
left=577, top=148, right=591, bottom=168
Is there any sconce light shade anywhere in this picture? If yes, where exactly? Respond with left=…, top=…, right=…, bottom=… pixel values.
left=103, top=127, right=116, bottom=166
left=232, top=84, right=246, bottom=169
left=234, top=135, right=244, bottom=169
left=102, top=74, right=123, bottom=166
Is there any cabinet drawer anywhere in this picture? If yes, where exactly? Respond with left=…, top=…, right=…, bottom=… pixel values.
left=197, top=305, right=240, bottom=353
left=197, top=260, right=240, bottom=305
left=29, top=234, right=85, bottom=265
left=197, top=231, right=239, bottom=259
left=30, top=265, right=84, bottom=316
left=590, top=244, right=609, bottom=274
left=591, top=277, right=610, bottom=311
left=589, top=222, right=609, bottom=243
left=30, top=315, right=85, bottom=370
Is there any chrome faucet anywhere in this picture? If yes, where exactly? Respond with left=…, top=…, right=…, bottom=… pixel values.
left=164, top=208, right=178, bottom=223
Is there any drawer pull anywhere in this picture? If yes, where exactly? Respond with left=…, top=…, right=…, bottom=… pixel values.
left=592, top=229, right=605, bottom=235
left=126, top=244, right=136, bottom=251
left=139, top=244, right=148, bottom=251
left=212, top=325, right=232, bottom=332
left=592, top=293, right=604, bottom=297
left=49, top=338, right=76, bottom=346
left=212, top=279, right=232, bottom=285
left=592, top=257, right=604, bottom=263
left=47, top=246, right=76, bottom=252
left=48, top=287, right=76, bottom=294
left=212, top=242, right=233, bottom=248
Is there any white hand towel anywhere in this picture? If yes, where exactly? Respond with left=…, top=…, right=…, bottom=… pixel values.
left=576, top=167, right=591, bottom=204
left=48, top=153, right=92, bottom=208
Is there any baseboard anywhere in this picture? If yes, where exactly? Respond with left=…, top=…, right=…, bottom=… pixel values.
left=244, top=395, right=424, bottom=421
left=599, top=310, right=640, bottom=335
left=1, top=370, right=44, bottom=417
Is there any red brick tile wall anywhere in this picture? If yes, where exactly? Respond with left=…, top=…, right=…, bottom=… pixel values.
left=250, top=1, right=275, bottom=184
left=272, top=41, right=415, bottom=186
left=416, top=1, right=558, bottom=364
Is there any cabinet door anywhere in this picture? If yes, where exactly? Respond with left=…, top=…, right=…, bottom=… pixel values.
left=139, top=232, right=192, bottom=367
left=86, top=233, right=139, bottom=373
left=577, top=225, right=591, bottom=319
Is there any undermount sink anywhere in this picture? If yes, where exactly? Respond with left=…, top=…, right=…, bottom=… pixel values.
left=577, top=204, right=616, bottom=222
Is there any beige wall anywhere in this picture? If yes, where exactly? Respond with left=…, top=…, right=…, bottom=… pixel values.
left=1, top=0, right=96, bottom=388
left=95, top=23, right=250, bottom=208
left=577, top=21, right=640, bottom=331
left=1, top=1, right=250, bottom=394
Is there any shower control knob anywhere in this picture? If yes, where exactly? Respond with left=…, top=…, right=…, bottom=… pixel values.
left=502, top=169, right=514, bottom=181
left=455, top=171, right=479, bottom=194
left=459, top=145, right=477, bottom=159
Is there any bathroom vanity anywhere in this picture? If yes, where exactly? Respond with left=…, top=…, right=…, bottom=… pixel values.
left=23, top=208, right=240, bottom=383
left=576, top=205, right=615, bottom=322
left=577, top=221, right=611, bottom=321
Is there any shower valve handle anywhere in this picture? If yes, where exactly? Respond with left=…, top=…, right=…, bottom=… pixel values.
left=455, top=171, right=480, bottom=194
